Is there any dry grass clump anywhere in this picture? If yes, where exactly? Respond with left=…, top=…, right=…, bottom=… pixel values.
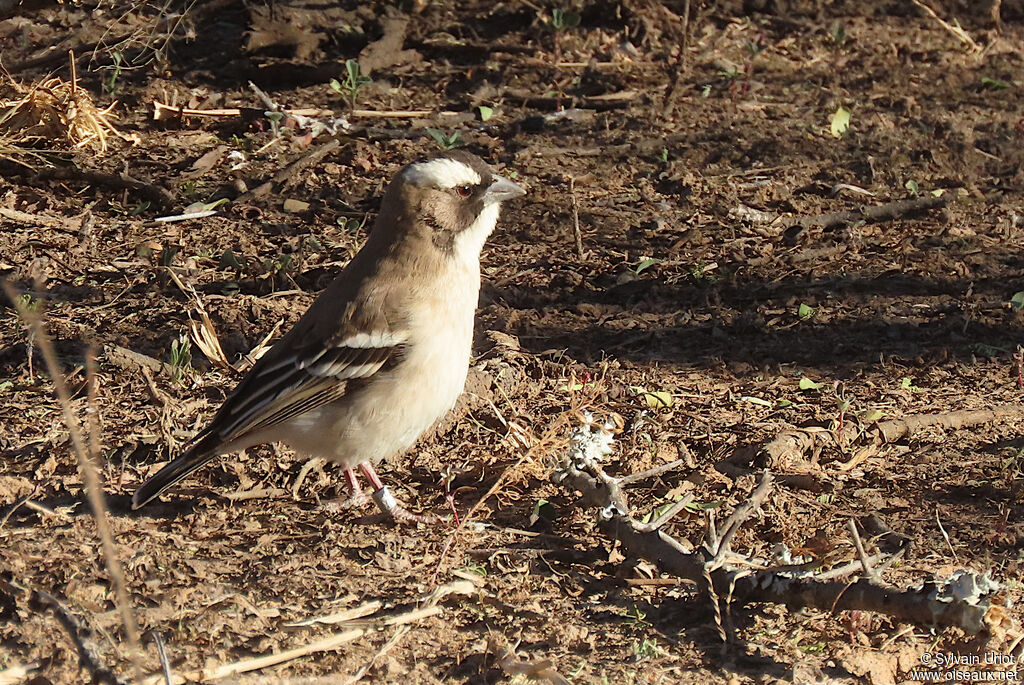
left=0, top=62, right=121, bottom=162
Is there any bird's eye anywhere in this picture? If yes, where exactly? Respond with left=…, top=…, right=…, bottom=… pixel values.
left=455, top=185, right=472, bottom=198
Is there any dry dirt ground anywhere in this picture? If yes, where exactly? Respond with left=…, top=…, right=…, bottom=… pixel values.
left=2, top=1, right=1024, bottom=683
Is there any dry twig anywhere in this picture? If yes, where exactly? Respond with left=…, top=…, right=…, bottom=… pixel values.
left=568, top=176, right=584, bottom=260
left=2, top=281, right=143, bottom=673
left=552, top=418, right=1016, bottom=638
left=791, top=195, right=948, bottom=230
left=755, top=404, right=1024, bottom=471
left=30, top=589, right=129, bottom=685
left=235, top=138, right=341, bottom=203
left=911, top=0, right=982, bottom=52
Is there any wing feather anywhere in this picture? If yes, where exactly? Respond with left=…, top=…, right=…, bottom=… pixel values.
left=210, top=332, right=404, bottom=444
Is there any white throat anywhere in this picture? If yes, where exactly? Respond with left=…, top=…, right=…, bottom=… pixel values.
left=453, top=202, right=500, bottom=264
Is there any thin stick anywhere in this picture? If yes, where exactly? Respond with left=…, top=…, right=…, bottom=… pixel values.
left=150, top=631, right=173, bottom=685
left=136, top=629, right=366, bottom=684
left=637, top=494, right=694, bottom=533
left=86, top=344, right=101, bottom=461
left=284, top=599, right=383, bottom=628
left=2, top=281, right=143, bottom=673
left=235, top=138, right=341, bottom=202
left=568, top=176, right=584, bottom=260
left=935, top=507, right=959, bottom=562
left=618, top=458, right=687, bottom=486
left=151, top=101, right=434, bottom=121
left=0, top=490, right=36, bottom=530
left=991, top=0, right=1003, bottom=32
left=911, top=0, right=981, bottom=52
left=33, top=589, right=129, bottom=685
left=846, top=518, right=877, bottom=581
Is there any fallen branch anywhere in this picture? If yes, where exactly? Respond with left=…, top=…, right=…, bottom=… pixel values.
left=136, top=580, right=476, bottom=684
left=25, top=165, right=176, bottom=208
left=791, top=195, right=948, bottom=230
left=756, top=404, right=1024, bottom=471
left=235, top=137, right=341, bottom=203
left=29, top=589, right=128, bottom=685
left=911, top=0, right=982, bottom=52
left=3, top=282, right=143, bottom=673
left=152, top=101, right=436, bottom=121
left=552, top=416, right=1017, bottom=638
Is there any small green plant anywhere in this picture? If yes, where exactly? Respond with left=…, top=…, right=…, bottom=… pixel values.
left=264, top=110, right=284, bottom=135
left=689, top=260, right=718, bottom=282
left=426, top=128, right=463, bottom=150
left=655, top=147, right=669, bottom=164
left=633, top=257, right=661, bottom=275
left=798, top=640, right=827, bottom=654
left=228, top=134, right=250, bottom=151
left=545, top=7, right=580, bottom=33
left=219, top=249, right=243, bottom=270
left=632, top=638, right=663, bottom=660
left=337, top=216, right=366, bottom=232
left=622, top=605, right=650, bottom=629
left=899, top=377, right=920, bottom=392
left=1009, top=291, right=1024, bottom=310
left=262, top=253, right=293, bottom=274
left=159, top=245, right=179, bottom=267
left=476, top=105, right=493, bottom=122
left=460, top=564, right=488, bottom=577
left=829, top=21, right=847, bottom=48
left=799, top=376, right=822, bottom=391
left=981, top=76, right=1011, bottom=90
left=542, top=7, right=580, bottom=60
left=17, top=293, right=41, bottom=314
left=833, top=382, right=851, bottom=433
left=168, top=334, right=193, bottom=383
left=797, top=302, right=815, bottom=320
left=102, top=50, right=125, bottom=95
left=329, top=59, right=372, bottom=111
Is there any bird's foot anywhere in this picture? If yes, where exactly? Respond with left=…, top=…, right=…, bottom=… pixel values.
left=366, top=486, right=443, bottom=525
left=320, top=489, right=374, bottom=514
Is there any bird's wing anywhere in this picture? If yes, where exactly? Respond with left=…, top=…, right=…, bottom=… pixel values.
left=131, top=292, right=407, bottom=510
left=209, top=325, right=406, bottom=445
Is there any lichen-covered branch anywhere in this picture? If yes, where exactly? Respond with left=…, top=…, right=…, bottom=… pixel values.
left=553, top=417, right=1014, bottom=637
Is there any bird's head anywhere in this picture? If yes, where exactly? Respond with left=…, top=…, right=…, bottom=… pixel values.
left=384, top=150, right=525, bottom=257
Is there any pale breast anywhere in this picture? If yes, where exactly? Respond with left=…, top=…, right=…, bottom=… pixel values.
left=280, top=263, right=479, bottom=468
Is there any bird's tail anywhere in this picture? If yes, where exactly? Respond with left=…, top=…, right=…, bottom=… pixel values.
left=131, top=431, right=222, bottom=510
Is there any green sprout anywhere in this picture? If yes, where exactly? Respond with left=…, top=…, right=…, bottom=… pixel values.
left=168, top=334, right=193, bottom=383
left=426, top=128, right=463, bottom=150
left=329, top=59, right=372, bottom=111
left=546, top=7, right=581, bottom=32
left=632, top=638, right=663, bottom=660
left=830, top=21, right=847, bottom=48
left=102, top=51, right=124, bottom=95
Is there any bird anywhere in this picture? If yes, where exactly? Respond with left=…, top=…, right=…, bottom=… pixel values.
left=132, top=150, right=526, bottom=520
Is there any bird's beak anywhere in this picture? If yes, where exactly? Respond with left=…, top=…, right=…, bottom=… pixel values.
left=484, top=174, right=526, bottom=205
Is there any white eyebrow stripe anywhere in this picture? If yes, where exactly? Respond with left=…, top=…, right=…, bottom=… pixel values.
left=403, top=158, right=481, bottom=188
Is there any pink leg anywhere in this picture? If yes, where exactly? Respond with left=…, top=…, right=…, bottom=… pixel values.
left=358, top=461, right=440, bottom=524
left=344, top=467, right=361, bottom=494
left=321, top=467, right=371, bottom=513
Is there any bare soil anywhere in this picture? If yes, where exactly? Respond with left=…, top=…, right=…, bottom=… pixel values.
left=2, top=1, right=1024, bottom=683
